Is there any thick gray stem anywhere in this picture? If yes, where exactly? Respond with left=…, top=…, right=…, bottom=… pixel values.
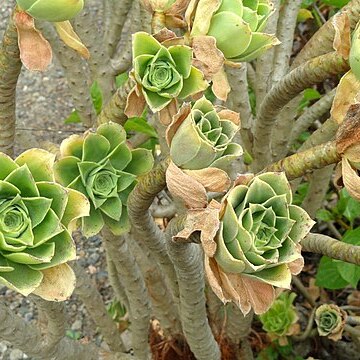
left=166, top=217, right=221, bottom=360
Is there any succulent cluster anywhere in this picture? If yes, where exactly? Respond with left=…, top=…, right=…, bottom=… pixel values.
left=132, top=32, right=208, bottom=112
left=259, top=292, right=299, bottom=343
left=54, top=122, right=154, bottom=238
left=168, top=97, right=243, bottom=170
left=215, top=172, right=314, bottom=289
left=315, top=304, right=347, bottom=341
left=187, top=0, right=279, bottom=62
left=0, top=149, right=89, bottom=298
left=16, top=0, right=84, bottom=22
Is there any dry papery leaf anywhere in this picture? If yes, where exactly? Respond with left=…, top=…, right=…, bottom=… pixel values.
left=331, top=71, right=360, bottom=124
left=173, top=199, right=221, bottom=256
left=166, top=102, right=191, bottom=145
left=212, top=67, right=231, bottom=102
left=125, top=84, right=146, bottom=118
left=342, top=157, right=360, bottom=201
left=159, top=98, right=178, bottom=125
left=192, top=35, right=224, bottom=79
left=33, top=263, right=76, bottom=301
left=205, top=255, right=276, bottom=315
left=166, top=0, right=191, bottom=15
left=332, top=12, right=351, bottom=59
left=336, top=103, right=360, bottom=156
left=217, top=108, right=240, bottom=126
left=14, top=10, right=52, bottom=71
left=54, top=21, right=90, bottom=59
left=166, top=161, right=208, bottom=208
left=183, top=167, right=231, bottom=192
left=153, top=28, right=177, bottom=43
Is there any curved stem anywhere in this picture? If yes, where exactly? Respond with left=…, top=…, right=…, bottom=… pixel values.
left=264, top=141, right=340, bottom=180
left=71, top=261, right=126, bottom=353
left=97, top=77, right=135, bottom=126
left=165, top=216, right=221, bottom=360
left=271, top=0, right=303, bottom=85
left=0, top=8, right=22, bottom=156
left=289, top=89, right=336, bottom=148
left=302, top=233, right=360, bottom=265
left=127, top=158, right=179, bottom=301
left=102, top=228, right=151, bottom=360
left=253, top=52, right=348, bottom=171
left=291, top=0, right=360, bottom=69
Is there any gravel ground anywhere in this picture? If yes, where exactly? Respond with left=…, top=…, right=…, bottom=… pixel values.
left=0, top=3, right=115, bottom=360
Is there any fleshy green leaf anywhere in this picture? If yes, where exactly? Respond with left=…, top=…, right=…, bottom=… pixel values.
left=53, top=156, right=80, bottom=187
left=5, top=165, right=39, bottom=197
left=0, top=153, right=18, bottom=180
left=124, top=149, right=154, bottom=176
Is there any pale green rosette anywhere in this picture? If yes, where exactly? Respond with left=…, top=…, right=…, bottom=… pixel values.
left=54, top=122, right=154, bottom=238
left=259, top=292, right=299, bottom=338
left=189, top=0, right=279, bottom=62
left=132, top=32, right=208, bottom=112
left=16, top=0, right=84, bottom=22
left=215, top=172, right=314, bottom=288
left=169, top=97, right=243, bottom=170
left=315, top=304, right=347, bottom=341
left=0, top=149, right=89, bottom=297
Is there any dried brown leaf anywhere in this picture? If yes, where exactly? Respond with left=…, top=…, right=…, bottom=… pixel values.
left=342, top=157, right=360, bottom=201
left=166, top=102, right=191, bottom=145
left=173, top=200, right=221, bottom=256
left=183, top=167, right=231, bottom=192
left=332, top=12, right=351, bottom=60
left=331, top=71, right=360, bottom=124
left=159, top=98, right=178, bottom=125
left=217, top=109, right=240, bottom=126
left=165, top=14, right=187, bottom=28
left=153, top=28, right=177, bottom=43
left=14, top=11, right=52, bottom=71
left=192, top=35, right=224, bottom=79
left=234, top=173, right=254, bottom=186
left=33, top=263, right=76, bottom=301
left=212, top=67, right=230, bottom=102
left=205, top=255, right=276, bottom=315
left=166, top=161, right=208, bottom=208
left=124, top=85, right=146, bottom=118
left=167, top=0, right=191, bottom=15
left=336, top=103, right=360, bottom=158
left=54, top=21, right=90, bottom=59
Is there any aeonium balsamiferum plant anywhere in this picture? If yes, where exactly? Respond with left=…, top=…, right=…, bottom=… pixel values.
left=125, top=31, right=208, bottom=115
left=165, top=97, right=243, bottom=208
left=54, top=122, right=154, bottom=238
left=259, top=291, right=300, bottom=345
left=0, top=149, right=89, bottom=300
left=315, top=304, right=347, bottom=341
left=185, top=0, right=279, bottom=63
left=204, top=172, right=315, bottom=315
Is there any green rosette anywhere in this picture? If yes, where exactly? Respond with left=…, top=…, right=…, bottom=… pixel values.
left=132, top=32, right=208, bottom=112
left=259, top=292, right=298, bottom=338
left=190, top=0, right=279, bottom=62
left=16, top=0, right=84, bottom=22
left=214, top=172, right=314, bottom=288
left=54, top=122, right=154, bottom=237
left=315, top=304, right=347, bottom=341
left=0, top=149, right=89, bottom=297
left=169, top=97, right=243, bottom=170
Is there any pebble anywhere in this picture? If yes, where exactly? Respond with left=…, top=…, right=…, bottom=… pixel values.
left=71, top=320, right=83, bottom=332
left=9, top=349, right=24, bottom=360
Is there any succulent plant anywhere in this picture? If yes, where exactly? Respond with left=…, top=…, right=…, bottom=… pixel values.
left=350, top=21, right=360, bottom=80
left=132, top=32, right=208, bottom=112
left=187, top=0, right=279, bottom=62
left=167, top=97, right=243, bottom=170
left=16, top=0, right=84, bottom=22
left=315, top=304, right=347, bottom=341
left=214, top=172, right=314, bottom=289
left=259, top=292, right=299, bottom=341
left=54, top=122, right=154, bottom=238
left=0, top=149, right=89, bottom=298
